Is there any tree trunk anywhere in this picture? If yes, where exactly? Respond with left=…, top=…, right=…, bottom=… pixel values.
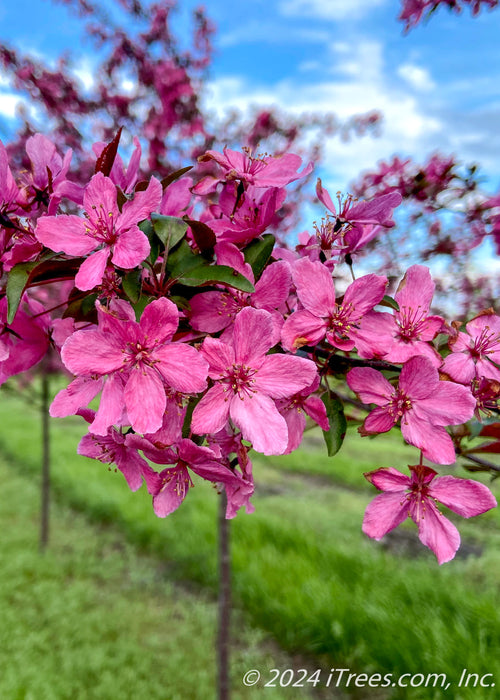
left=217, top=491, right=231, bottom=700
left=39, top=370, right=50, bottom=551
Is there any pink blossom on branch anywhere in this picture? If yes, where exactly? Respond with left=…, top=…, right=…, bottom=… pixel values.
left=382, top=264, right=445, bottom=366
left=347, top=356, right=476, bottom=464
left=77, top=409, right=148, bottom=492
left=57, top=298, right=208, bottom=435
left=442, top=312, right=500, bottom=383
left=399, top=0, right=498, bottom=32
left=129, top=437, right=254, bottom=519
left=316, top=178, right=402, bottom=229
left=281, top=256, right=388, bottom=354
left=35, top=171, right=162, bottom=290
left=363, top=464, right=496, bottom=564
left=276, top=375, right=330, bottom=454
left=193, top=147, right=313, bottom=195
left=191, top=306, right=318, bottom=455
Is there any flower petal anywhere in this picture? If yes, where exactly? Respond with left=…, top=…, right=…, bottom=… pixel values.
left=75, top=247, right=110, bottom=291
left=442, top=351, right=476, bottom=384
left=292, top=257, right=335, bottom=316
left=233, top=307, right=274, bottom=365
left=90, top=374, right=126, bottom=435
left=342, top=273, right=387, bottom=319
left=111, top=226, right=150, bottom=269
left=154, top=343, right=208, bottom=393
left=152, top=467, right=189, bottom=517
left=429, top=476, right=497, bottom=517
left=140, top=297, right=179, bottom=344
left=402, top=413, right=456, bottom=465
left=399, top=356, right=439, bottom=399
left=199, top=336, right=235, bottom=377
left=362, top=492, right=409, bottom=540
left=414, top=500, right=460, bottom=564
left=191, top=384, right=231, bottom=435
left=363, top=407, right=395, bottom=434
left=414, top=381, right=475, bottom=426
left=124, top=366, right=166, bottom=434
left=365, top=467, right=411, bottom=492
left=255, top=355, right=317, bottom=398
left=36, top=215, right=96, bottom=256
left=346, top=367, right=394, bottom=405
left=230, top=391, right=288, bottom=455
left=61, top=329, right=124, bottom=375
left=281, top=310, right=326, bottom=352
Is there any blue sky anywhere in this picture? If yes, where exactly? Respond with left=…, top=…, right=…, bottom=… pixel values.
left=1, top=0, right=500, bottom=196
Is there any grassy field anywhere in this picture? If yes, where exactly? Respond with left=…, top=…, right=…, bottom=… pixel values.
left=1, top=381, right=500, bottom=699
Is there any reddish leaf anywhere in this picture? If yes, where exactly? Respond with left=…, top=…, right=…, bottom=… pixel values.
left=467, top=441, right=500, bottom=454
left=161, top=166, right=193, bottom=190
left=479, top=423, right=500, bottom=439
left=95, top=127, right=123, bottom=177
left=185, top=218, right=216, bottom=253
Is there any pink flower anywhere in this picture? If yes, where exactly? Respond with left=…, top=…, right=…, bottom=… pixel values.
left=363, top=464, right=497, bottom=564
left=191, top=306, right=318, bottom=455
left=442, top=312, right=500, bottom=384
left=132, top=437, right=254, bottom=518
left=347, top=356, right=476, bottom=464
left=20, top=134, right=83, bottom=214
left=207, top=184, right=286, bottom=245
left=0, top=296, right=49, bottom=385
left=316, top=178, right=402, bottom=228
left=0, top=139, right=21, bottom=221
left=35, top=172, right=162, bottom=290
left=276, top=376, right=330, bottom=454
left=77, top=409, right=148, bottom=492
left=57, top=298, right=208, bottom=435
left=281, top=257, right=388, bottom=353
left=193, top=147, right=313, bottom=195
left=382, top=265, right=445, bottom=366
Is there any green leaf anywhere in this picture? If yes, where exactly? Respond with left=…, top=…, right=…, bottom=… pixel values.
left=6, top=261, right=40, bottom=323
left=321, top=392, right=347, bottom=457
left=139, top=220, right=160, bottom=265
left=166, top=240, right=206, bottom=279
left=7, top=255, right=84, bottom=323
left=380, top=295, right=400, bottom=312
left=62, top=293, right=98, bottom=323
left=122, top=269, right=142, bottom=304
left=243, top=234, right=275, bottom=280
left=151, top=214, right=188, bottom=250
left=177, top=264, right=255, bottom=292
left=182, top=395, right=202, bottom=440
left=132, top=295, right=152, bottom=321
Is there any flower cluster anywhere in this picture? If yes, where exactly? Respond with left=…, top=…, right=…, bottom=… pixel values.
left=0, top=131, right=497, bottom=562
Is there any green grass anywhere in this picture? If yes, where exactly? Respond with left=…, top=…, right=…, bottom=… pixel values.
left=0, top=451, right=319, bottom=700
left=2, top=383, right=500, bottom=699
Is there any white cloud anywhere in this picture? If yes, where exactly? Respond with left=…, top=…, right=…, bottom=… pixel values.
left=0, top=92, right=25, bottom=119
left=218, top=22, right=330, bottom=48
left=203, top=39, right=443, bottom=191
left=279, top=0, right=388, bottom=21
left=73, top=64, right=95, bottom=92
left=397, top=63, right=435, bottom=91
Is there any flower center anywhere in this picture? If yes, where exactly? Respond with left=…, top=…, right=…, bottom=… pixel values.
left=387, top=391, right=412, bottom=420
left=160, top=465, right=193, bottom=498
left=85, top=203, right=117, bottom=244
left=223, top=363, right=258, bottom=400
left=472, top=325, right=500, bottom=359
left=396, top=305, right=425, bottom=341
